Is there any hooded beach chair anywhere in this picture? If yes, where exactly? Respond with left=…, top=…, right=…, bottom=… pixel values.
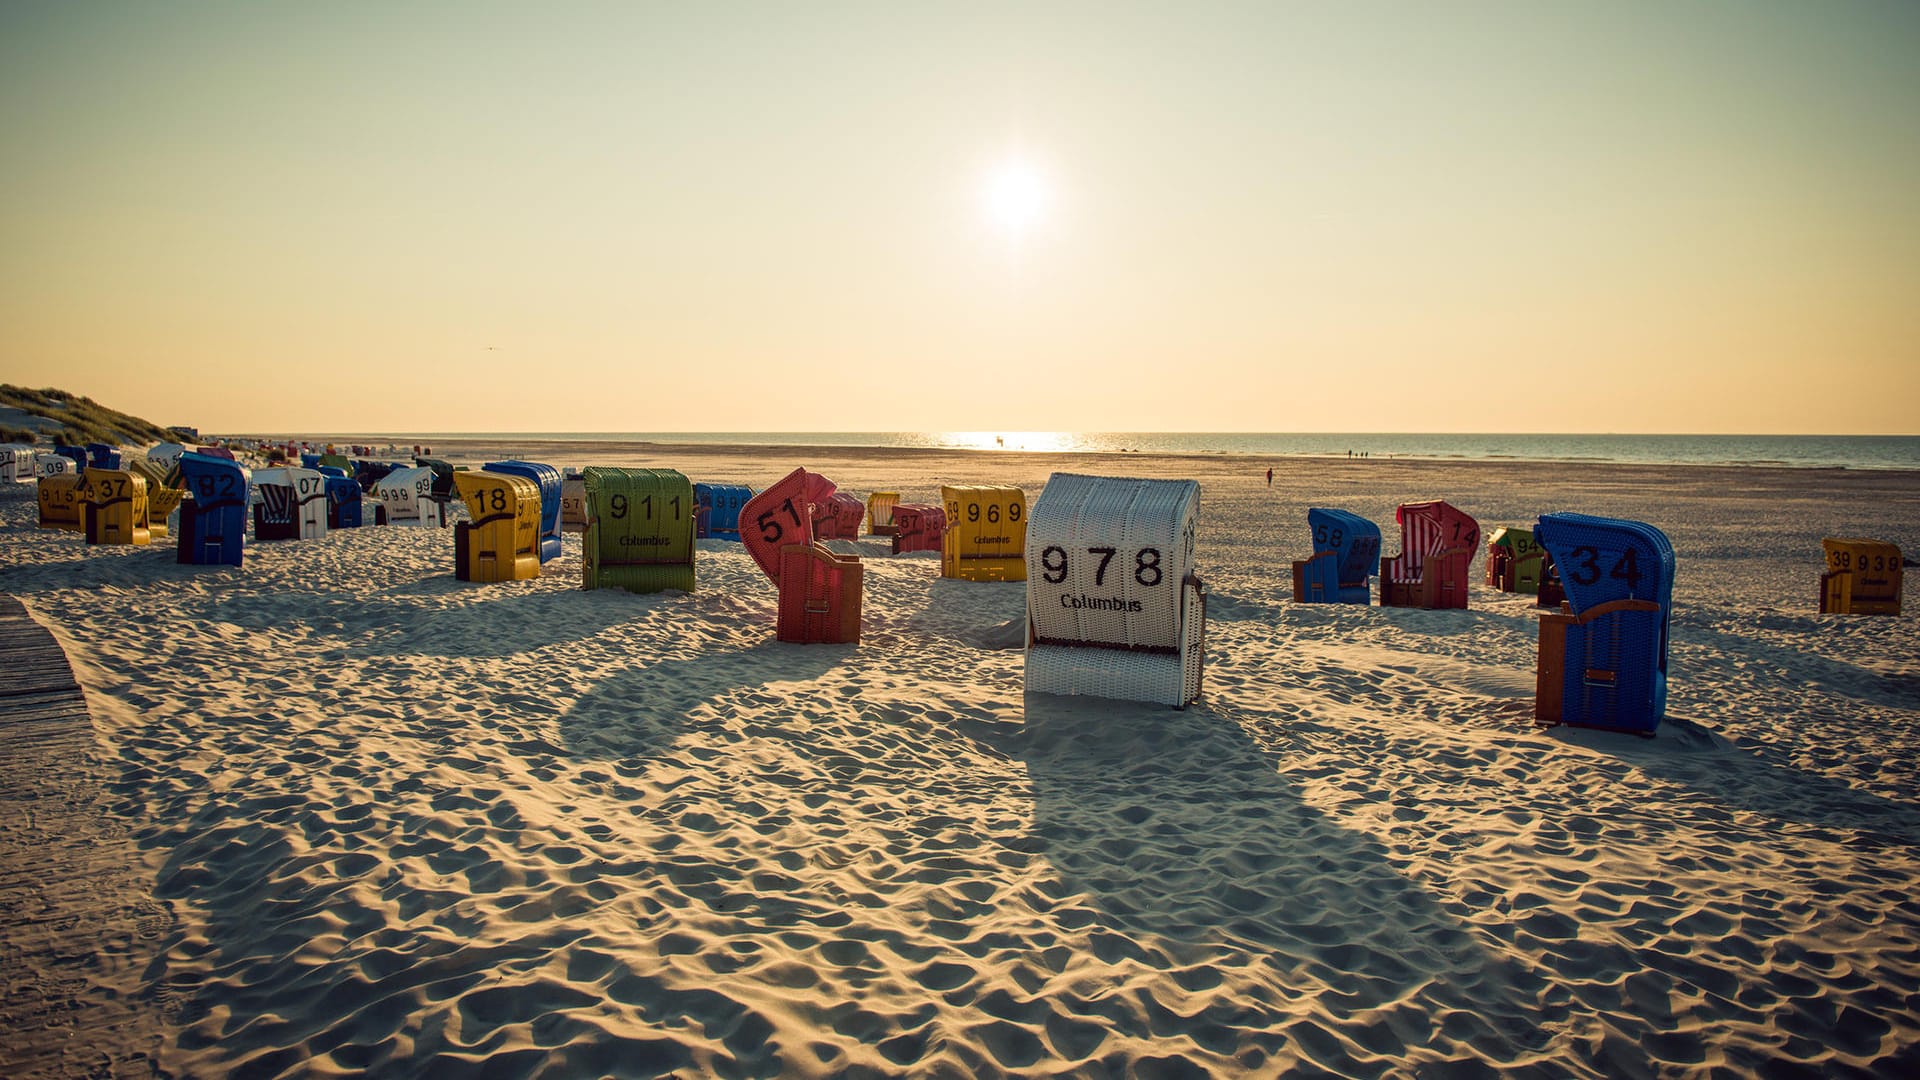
left=1024, top=473, right=1206, bottom=708
left=1818, top=538, right=1902, bottom=616
left=353, top=459, right=401, bottom=494
left=35, top=452, right=76, bottom=480
left=1486, top=526, right=1547, bottom=594
left=177, top=452, right=251, bottom=566
left=1291, top=508, right=1380, bottom=604
left=86, top=443, right=121, bottom=470
left=453, top=472, right=543, bottom=582
left=0, top=445, right=33, bottom=483
left=582, top=467, right=695, bottom=593
left=1380, top=500, right=1479, bottom=609
left=890, top=504, right=946, bottom=555
left=55, top=446, right=89, bottom=473
left=318, top=453, right=352, bottom=474
left=1533, top=513, right=1676, bottom=735
left=414, top=457, right=458, bottom=504
left=741, top=467, right=862, bottom=644
left=693, top=483, right=752, bottom=541
left=812, top=493, right=866, bottom=541
left=866, top=493, right=900, bottom=537
left=484, top=460, right=564, bottom=562
left=143, top=486, right=187, bottom=539
left=37, top=473, right=86, bottom=531
left=252, top=467, right=329, bottom=541
left=940, top=485, right=1028, bottom=581
left=373, top=467, right=444, bottom=527
left=325, top=475, right=364, bottom=529
left=81, top=468, right=151, bottom=546
left=560, top=475, right=588, bottom=534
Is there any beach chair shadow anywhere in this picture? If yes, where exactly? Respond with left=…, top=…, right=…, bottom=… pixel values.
left=963, top=694, right=1567, bottom=1069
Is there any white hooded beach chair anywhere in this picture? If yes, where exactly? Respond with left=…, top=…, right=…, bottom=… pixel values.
left=1024, top=473, right=1206, bottom=709
left=375, top=467, right=444, bottom=527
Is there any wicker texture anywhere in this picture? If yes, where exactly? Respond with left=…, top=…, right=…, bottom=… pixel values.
left=484, top=461, right=564, bottom=562
left=582, top=467, right=695, bottom=593
left=374, top=468, right=444, bottom=528
left=177, top=452, right=250, bottom=566
left=1024, top=473, right=1204, bottom=708
left=1534, top=513, right=1675, bottom=734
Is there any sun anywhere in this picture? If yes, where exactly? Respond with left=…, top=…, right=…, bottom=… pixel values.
left=981, top=156, right=1053, bottom=237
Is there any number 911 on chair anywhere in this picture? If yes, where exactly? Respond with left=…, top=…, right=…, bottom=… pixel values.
left=583, top=467, right=695, bottom=593
left=1025, top=473, right=1205, bottom=708
left=941, top=485, right=1027, bottom=581
left=1533, top=513, right=1675, bottom=735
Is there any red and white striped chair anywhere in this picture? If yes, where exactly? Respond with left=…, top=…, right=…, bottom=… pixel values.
left=1380, top=500, right=1478, bottom=609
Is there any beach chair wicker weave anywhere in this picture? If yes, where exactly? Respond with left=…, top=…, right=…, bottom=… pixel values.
left=1380, top=500, right=1478, bottom=609
left=1818, top=538, right=1902, bottom=616
left=741, top=468, right=863, bottom=643
left=813, top=493, right=866, bottom=541
left=1533, top=513, right=1675, bottom=735
left=324, top=475, right=364, bottom=530
left=582, top=467, right=696, bottom=593
left=81, top=468, right=151, bottom=546
left=176, top=451, right=250, bottom=566
left=941, top=485, right=1028, bottom=581
left=454, top=472, right=543, bottom=583
left=1291, top=507, right=1380, bottom=604
left=1024, top=473, right=1205, bottom=708
left=484, top=460, right=564, bottom=562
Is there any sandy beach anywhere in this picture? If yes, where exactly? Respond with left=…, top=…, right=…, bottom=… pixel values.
left=2, top=441, right=1917, bottom=1078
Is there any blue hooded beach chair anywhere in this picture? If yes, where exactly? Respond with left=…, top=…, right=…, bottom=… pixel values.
left=176, top=451, right=250, bottom=566
left=1291, top=508, right=1381, bottom=604
left=693, top=483, right=753, bottom=541
left=55, top=446, right=89, bottom=472
left=86, top=443, right=121, bottom=470
left=1532, top=513, right=1675, bottom=735
left=325, top=474, right=364, bottom=529
left=483, top=460, right=563, bottom=563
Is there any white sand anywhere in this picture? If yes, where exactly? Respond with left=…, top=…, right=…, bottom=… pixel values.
left=2, top=445, right=1917, bottom=1077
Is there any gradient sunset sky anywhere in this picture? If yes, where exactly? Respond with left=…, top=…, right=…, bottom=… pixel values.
left=3, top=1, right=1915, bottom=434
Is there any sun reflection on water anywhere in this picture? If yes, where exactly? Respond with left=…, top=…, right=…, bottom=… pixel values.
left=935, top=431, right=1082, bottom=453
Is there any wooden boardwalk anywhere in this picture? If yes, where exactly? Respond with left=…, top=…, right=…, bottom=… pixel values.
left=0, top=594, right=165, bottom=1078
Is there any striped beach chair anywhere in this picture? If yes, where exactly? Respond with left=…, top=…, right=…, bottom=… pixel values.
left=252, top=468, right=329, bottom=542
left=1024, top=473, right=1206, bottom=708
left=1533, top=513, right=1675, bottom=735
left=1380, top=500, right=1478, bottom=609
left=866, top=492, right=900, bottom=537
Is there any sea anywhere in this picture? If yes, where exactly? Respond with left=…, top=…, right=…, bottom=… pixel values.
left=307, top=433, right=1920, bottom=472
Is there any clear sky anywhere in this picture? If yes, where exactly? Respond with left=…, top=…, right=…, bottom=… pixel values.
left=2, top=1, right=1915, bottom=434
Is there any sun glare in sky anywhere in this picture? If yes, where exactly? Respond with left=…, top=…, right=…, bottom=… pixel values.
left=981, top=156, right=1053, bottom=239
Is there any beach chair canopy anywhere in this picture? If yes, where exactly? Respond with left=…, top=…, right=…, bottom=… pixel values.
left=453, top=472, right=543, bottom=582
left=1381, top=500, right=1479, bottom=609
left=1532, top=513, right=1675, bottom=734
left=813, top=493, right=866, bottom=541
left=741, top=468, right=837, bottom=583
left=693, top=483, right=753, bottom=541
left=1024, top=473, right=1206, bottom=708
left=177, top=451, right=250, bottom=566
left=484, top=460, right=564, bottom=563
left=866, top=492, right=900, bottom=535
left=890, top=504, right=946, bottom=555
left=1819, top=537, right=1902, bottom=616
left=374, top=467, right=443, bottom=527
left=37, top=473, right=86, bottom=530
left=253, top=467, right=329, bottom=541
left=1293, top=508, right=1380, bottom=604
left=940, top=485, right=1029, bottom=581
left=34, top=452, right=75, bottom=479
left=582, top=467, right=696, bottom=593
left=81, top=467, right=151, bottom=546
left=85, top=443, right=121, bottom=470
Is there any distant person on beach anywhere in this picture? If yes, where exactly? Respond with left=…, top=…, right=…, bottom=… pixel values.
left=1266, top=467, right=1273, bottom=487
